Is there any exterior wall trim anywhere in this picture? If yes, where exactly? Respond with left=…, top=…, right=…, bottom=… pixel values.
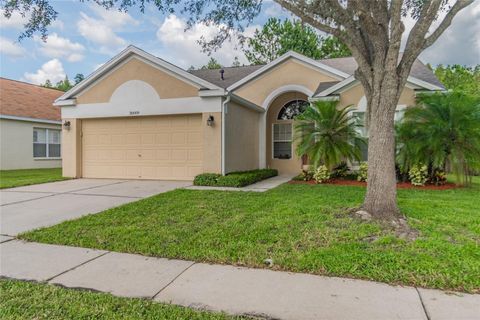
left=0, top=114, right=62, bottom=125
left=61, top=96, right=222, bottom=119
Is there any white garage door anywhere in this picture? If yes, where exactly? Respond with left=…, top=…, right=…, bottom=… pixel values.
left=82, top=115, right=203, bottom=180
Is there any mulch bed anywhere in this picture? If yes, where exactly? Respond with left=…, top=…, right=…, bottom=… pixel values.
left=289, top=179, right=458, bottom=190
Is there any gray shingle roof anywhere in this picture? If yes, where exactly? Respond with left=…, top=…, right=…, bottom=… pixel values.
left=313, top=81, right=341, bottom=96
left=318, top=57, right=445, bottom=89
left=189, top=65, right=264, bottom=89
left=189, top=56, right=444, bottom=91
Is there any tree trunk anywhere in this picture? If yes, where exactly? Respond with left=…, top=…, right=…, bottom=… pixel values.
left=363, top=84, right=403, bottom=221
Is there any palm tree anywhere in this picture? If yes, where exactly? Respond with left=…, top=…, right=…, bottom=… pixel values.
left=396, top=92, right=480, bottom=186
left=294, top=100, right=366, bottom=170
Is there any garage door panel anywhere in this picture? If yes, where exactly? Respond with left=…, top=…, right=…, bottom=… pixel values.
left=171, top=132, right=186, bottom=144
left=82, top=115, right=203, bottom=180
left=141, top=133, right=155, bottom=145
left=187, top=132, right=202, bottom=144
left=188, top=149, right=203, bottom=161
left=155, top=133, right=171, bottom=145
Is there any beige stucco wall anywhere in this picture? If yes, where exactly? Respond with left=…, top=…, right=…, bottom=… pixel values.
left=224, top=101, right=260, bottom=173
left=0, top=118, right=62, bottom=170
left=266, top=92, right=308, bottom=174
left=339, top=83, right=416, bottom=109
left=202, top=112, right=222, bottom=173
left=235, top=59, right=337, bottom=106
left=62, top=118, right=82, bottom=177
left=77, top=57, right=199, bottom=104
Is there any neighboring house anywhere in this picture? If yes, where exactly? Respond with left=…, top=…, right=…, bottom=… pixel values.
left=55, top=46, right=444, bottom=180
left=0, top=78, right=63, bottom=170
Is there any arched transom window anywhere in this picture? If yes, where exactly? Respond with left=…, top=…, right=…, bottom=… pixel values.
left=277, top=99, right=309, bottom=120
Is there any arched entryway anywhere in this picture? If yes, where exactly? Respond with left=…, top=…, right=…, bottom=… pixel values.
left=265, top=91, right=309, bottom=174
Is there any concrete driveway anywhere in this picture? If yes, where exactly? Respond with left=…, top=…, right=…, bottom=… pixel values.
left=0, top=179, right=191, bottom=236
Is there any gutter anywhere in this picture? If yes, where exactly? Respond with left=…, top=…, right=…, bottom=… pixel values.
left=221, top=94, right=230, bottom=176
left=0, top=114, right=62, bottom=125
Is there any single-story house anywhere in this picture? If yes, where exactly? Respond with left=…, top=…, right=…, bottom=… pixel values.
left=55, top=46, right=444, bottom=180
left=0, top=78, right=63, bottom=170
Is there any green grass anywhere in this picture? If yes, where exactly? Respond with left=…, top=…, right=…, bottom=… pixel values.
left=21, top=177, right=480, bottom=293
left=0, top=168, right=68, bottom=189
left=0, top=279, right=241, bottom=320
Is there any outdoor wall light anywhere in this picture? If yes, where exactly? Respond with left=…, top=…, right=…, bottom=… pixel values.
left=207, top=115, right=215, bottom=126
left=63, top=120, right=71, bottom=130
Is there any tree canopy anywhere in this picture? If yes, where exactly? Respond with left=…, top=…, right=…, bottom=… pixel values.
left=40, top=73, right=84, bottom=91
left=244, top=18, right=350, bottom=64
left=200, top=57, right=222, bottom=70
left=434, top=64, right=480, bottom=97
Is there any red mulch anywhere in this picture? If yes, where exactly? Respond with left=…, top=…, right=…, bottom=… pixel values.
left=288, top=179, right=458, bottom=190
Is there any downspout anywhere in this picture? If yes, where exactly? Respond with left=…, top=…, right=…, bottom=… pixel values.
left=221, top=94, right=230, bottom=175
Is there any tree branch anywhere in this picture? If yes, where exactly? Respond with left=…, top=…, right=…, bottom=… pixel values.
left=424, top=0, right=474, bottom=48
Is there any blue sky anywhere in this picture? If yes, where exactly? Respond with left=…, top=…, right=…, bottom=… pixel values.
left=1, top=1, right=479, bottom=85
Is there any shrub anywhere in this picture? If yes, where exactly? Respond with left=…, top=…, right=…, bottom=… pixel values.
left=331, top=162, right=349, bottom=179
left=313, top=165, right=330, bottom=183
left=357, top=162, right=368, bottom=182
left=396, top=92, right=480, bottom=186
left=193, top=173, right=221, bottom=186
left=296, top=169, right=314, bottom=181
left=409, top=164, right=428, bottom=186
left=429, top=168, right=447, bottom=186
left=194, top=169, right=278, bottom=187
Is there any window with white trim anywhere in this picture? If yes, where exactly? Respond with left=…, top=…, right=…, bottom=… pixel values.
left=33, top=128, right=61, bottom=158
left=273, top=123, right=292, bottom=159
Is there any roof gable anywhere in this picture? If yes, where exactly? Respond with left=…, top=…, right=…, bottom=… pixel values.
left=226, top=51, right=350, bottom=92
left=56, top=45, right=221, bottom=104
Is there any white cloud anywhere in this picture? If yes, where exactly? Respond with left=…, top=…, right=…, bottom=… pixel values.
left=263, top=1, right=291, bottom=18
left=0, top=10, right=27, bottom=29
left=0, top=36, right=25, bottom=57
left=93, top=63, right=104, bottom=71
left=23, top=59, right=66, bottom=85
left=89, top=6, right=138, bottom=28
left=50, top=19, right=65, bottom=30
left=77, top=6, right=138, bottom=54
left=35, top=33, right=85, bottom=62
left=419, top=2, right=480, bottom=66
left=156, top=14, right=256, bottom=68
left=398, top=2, right=479, bottom=66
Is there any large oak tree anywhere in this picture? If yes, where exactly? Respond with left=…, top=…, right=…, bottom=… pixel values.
left=3, top=0, right=474, bottom=223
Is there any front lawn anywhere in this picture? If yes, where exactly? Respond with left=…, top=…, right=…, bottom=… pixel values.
left=0, top=280, right=241, bottom=320
left=21, top=177, right=480, bottom=293
left=0, top=168, right=68, bottom=189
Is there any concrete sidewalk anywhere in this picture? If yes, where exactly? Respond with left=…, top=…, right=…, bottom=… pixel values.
left=1, top=240, right=478, bottom=320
